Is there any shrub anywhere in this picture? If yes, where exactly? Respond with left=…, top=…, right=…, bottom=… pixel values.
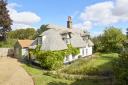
left=113, top=42, right=128, bottom=85
left=36, top=51, right=65, bottom=70
left=30, top=45, right=80, bottom=70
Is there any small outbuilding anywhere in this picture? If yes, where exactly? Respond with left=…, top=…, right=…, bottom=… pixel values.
left=14, top=40, right=33, bottom=59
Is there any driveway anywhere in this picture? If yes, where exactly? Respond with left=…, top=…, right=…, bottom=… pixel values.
left=0, top=57, right=34, bottom=85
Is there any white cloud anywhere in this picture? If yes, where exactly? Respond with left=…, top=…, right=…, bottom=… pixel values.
left=80, top=1, right=118, bottom=25
left=11, top=23, right=33, bottom=29
left=92, top=31, right=103, bottom=37
left=74, top=0, right=128, bottom=30
left=113, top=0, right=128, bottom=21
left=7, top=3, right=41, bottom=29
left=73, top=21, right=92, bottom=30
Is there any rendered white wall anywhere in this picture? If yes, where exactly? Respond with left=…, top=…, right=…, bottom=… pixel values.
left=64, top=46, right=93, bottom=64
left=22, top=48, right=29, bottom=59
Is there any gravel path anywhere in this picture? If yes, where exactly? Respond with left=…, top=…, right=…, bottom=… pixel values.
left=0, top=57, right=34, bottom=85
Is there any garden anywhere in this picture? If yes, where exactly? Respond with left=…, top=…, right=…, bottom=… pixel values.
left=22, top=53, right=118, bottom=85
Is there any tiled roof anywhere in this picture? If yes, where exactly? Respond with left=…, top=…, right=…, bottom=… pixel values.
left=18, top=40, right=34, bottom=48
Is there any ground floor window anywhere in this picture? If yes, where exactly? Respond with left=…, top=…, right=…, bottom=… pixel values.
left=86, top=49, right=88, bottom=55
left=65, top=56, right=69, bottom=61
left=72, top=55, right=75, bottom=60
left=82, top=48, right=84, bottom=55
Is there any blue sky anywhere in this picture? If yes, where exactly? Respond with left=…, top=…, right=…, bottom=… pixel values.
left=8, top=0, right=128, bottom=36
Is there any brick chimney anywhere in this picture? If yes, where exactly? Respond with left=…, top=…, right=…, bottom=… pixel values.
left=67, top=16, right=72, bottom=29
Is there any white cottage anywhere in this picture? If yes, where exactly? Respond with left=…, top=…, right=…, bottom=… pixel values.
left=30, top=16, right=94, bottom=63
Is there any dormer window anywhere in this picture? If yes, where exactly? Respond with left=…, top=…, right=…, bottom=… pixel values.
left=61, top=32, right=72, bottom=44
left=83, top=35, right=89, bottom=40
left=81, top=31, right=90, bottom=41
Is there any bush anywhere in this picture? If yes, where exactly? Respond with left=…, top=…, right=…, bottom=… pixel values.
left=36, top=51, right=65, bottom=70
left=113, top=42, right=128, bottom=85
left=30, top=45, right=80, bottom=70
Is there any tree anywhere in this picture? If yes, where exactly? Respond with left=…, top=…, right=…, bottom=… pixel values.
left=113, top=41, right=128, bottom=85
left=93, top=27, right=126, bottom=53
left=92, top=35, right=104, bottom=52
left=7, top=28, right=36, bottom=39
left=37, top=24, right=48, bottom=36
left=102, top=27, right=126, bottom=52
left=0, top=0, right=12, bottom=40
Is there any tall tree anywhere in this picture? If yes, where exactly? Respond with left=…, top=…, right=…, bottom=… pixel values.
left=93, top=27, right=126, bottom=53
left=0, top=0, right=12, bottom=40
left=102, top=27, right=126, bottom=52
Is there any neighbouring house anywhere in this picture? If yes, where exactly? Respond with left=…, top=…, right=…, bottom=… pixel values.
left=14, top=40, right=33, bottom=59
left=29, top=16, right=94, bottom=63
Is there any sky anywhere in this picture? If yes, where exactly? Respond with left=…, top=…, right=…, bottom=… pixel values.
left=7, top=0, right=128, bottom=36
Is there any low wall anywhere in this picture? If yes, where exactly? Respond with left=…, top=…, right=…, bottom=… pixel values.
left=0, top=48, right=14, bottom=57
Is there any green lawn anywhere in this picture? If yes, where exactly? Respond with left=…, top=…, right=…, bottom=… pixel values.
left=22, top=64, right=111, bottom=85
left=61, top=53, right=119, bottom=75
left=22, top=53, right=117, bottom=85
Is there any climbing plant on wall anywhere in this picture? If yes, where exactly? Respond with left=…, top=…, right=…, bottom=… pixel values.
left=30, top=44, right=80, bottom=70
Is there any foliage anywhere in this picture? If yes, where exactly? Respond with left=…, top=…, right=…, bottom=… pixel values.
left=37, top=24, right=49, bottom=36
left=66, top=44, right=80, bottom=55
left=113, top=42, right=128, bottom=85
left=92, top=35, right=104, bottom=52
left=62, top=53, right=118, bottom=75
left=0, top=0, right=12, bottom=40
left=30, top=45, right=65, bottom=70
left=0, top=38, right=16, bottom=47
left=23, top=64, right=112, bottom=85
left=36, top=50, right=65, bottom=70
left=93, top=27, right=126, bottom=53
left=7, top=28, right=36, bottom=39
left=102, top=27, right=126, bottom=52
left=30, top=45, right=80, bottom=70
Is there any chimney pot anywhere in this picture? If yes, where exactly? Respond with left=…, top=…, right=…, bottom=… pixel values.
left=67, top=16, right=72, bottom=29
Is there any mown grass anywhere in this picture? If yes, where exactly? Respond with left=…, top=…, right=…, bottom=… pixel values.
left=61, top=53, right=119, bottom=75
left=22, top=64, right=111, bottom=85
left=0, top=38, right=17, bottom=48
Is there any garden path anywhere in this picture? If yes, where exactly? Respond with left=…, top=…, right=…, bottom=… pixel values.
left=0, top=57, right=34, bottom=85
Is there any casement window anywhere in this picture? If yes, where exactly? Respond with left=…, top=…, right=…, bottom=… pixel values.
left=86, top=49, right=88, bottom=55
left=65, top=56, right=69, bottom=61
left=72, top=55, right=75, bottom=60
left=82, top=48, right=85, bottom=55
left=62, top=33, right=71, bottom=44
